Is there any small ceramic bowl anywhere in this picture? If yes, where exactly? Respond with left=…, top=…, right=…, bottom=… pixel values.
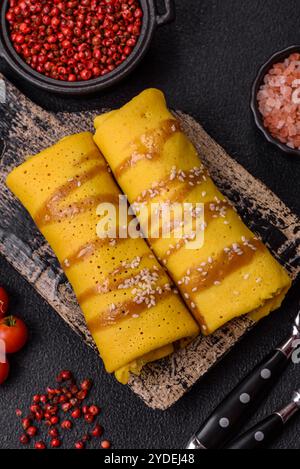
left=251, top=45, right=300, bottom=156
left=0, top=0, right=175, bottom=96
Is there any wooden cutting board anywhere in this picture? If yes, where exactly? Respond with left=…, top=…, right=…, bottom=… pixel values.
left=0, top=74, right=299, bottom=410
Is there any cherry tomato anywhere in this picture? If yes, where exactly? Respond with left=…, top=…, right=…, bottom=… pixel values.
left=0, top=359, right=9, bottom=384
left=0, top=287, right=9, bottom=318
left=0, top=316, right=28, bottom=354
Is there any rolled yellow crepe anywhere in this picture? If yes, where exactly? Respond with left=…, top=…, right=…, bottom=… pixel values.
left=6, top=132, right=199, bottom=383
left=94, top=89, right=292, bottom=335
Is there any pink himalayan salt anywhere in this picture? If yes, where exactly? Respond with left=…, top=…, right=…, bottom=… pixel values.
left=257, top=53, right=300, bottom=149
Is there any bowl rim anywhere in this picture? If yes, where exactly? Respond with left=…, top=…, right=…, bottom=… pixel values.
left=0, top=0, right=156, bottom=95
left=251, top=44, right=300, bottom=157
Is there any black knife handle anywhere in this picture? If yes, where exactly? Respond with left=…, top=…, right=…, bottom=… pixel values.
left=195, top=349, right=288, bottom=448
left=226, top=414, right=284, bottom=449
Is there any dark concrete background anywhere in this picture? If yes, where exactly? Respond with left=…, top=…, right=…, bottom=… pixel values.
left=0, top=0, right=300, bottom=449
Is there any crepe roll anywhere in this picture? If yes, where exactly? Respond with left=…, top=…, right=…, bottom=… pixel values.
left=6, top=132, right=199, bottom=383
left=93, top=89, right=292, bottom=335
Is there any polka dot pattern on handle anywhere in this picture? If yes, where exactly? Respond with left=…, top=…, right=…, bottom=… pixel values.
left=254, top=431, right=265, bottom=442
left=219, top=418, right=230, bottom=428
left=260, top=369, right=272, bottom=380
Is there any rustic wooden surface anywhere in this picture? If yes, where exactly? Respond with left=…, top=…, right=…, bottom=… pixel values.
left=0, top=74, right=299, bottom=410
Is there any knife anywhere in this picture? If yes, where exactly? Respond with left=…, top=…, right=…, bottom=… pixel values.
left=226, top=389, right=300, bottom=449
left=186, top=309, right=300, bottom=449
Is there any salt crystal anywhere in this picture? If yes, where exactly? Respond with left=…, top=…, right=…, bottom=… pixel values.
left=257, top=54, right=300, bottom=149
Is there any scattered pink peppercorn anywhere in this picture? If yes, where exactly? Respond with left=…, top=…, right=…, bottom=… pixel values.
left=48, top=428, right=59, bottom=438
left=77, top=390, right=87, bottom=401
left=84, top=413, right=95, bottom=424
left=60, top=370, right=73, bottom=381
left=101, top=440, right=111, bottom=449
left=17, top=371, right=111, bottom=449
left=61, top=419, right=73, bottom=430
left=75, top=441, right=85, bottom=449
left=71, top=408, right=81, bottom=419
left=50, top=416, right=59, bottom=426
left=26, top=426, right=38, bottom=437
left=91, top=424, right=103, bottom=438
left=61, top=402, right=72, bottom=413
left=51, top=438, right=62, bottom=448
left=20, top=434, right=29, bottom=445
left=21, top=417, right=31, bottom=430
left=35, top=441, right=46, bottom=450
left=89, top=405, right=100, bottom=416
left=82, top=405, right=89, bottom=414
left=80, top=379, right=92, bottom=391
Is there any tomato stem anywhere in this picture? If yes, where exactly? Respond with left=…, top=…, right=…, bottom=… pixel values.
left=3, top=315, right=17, bottom=327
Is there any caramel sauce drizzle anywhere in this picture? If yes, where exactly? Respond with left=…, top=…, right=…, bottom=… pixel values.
left=175, top=238, right=265, bottom=332
left=170, top=172, right=209, bottom=204
left=77, top=264, right=163, bottom=305
left=149, top=200, right=231, bottom=246
left=78, top=252, right=170, bottom=330
left=62, top=237, right=129, bottom=270
left=133, top=169, right=209, bottom=206
left=73, top=151, right=105, bottom=167
left=87, top=289, right=173, bottom=331
left=184, top=239, right=265, bottom=297
left=114, top=119, right=181, bottom=178
left=34, top=164, right=118, bottom=227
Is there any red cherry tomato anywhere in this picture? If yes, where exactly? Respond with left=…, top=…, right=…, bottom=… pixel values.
left=0, top=359, right=9, bottom=384
left=0, top=287, right=9, bottom=318
left=0, top=316, right=28, bottom=354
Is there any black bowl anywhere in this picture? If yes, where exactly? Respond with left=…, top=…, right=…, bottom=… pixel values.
left=0, top=0, right=175, bottom=96
left=251, top=45, right=300, bottom=156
